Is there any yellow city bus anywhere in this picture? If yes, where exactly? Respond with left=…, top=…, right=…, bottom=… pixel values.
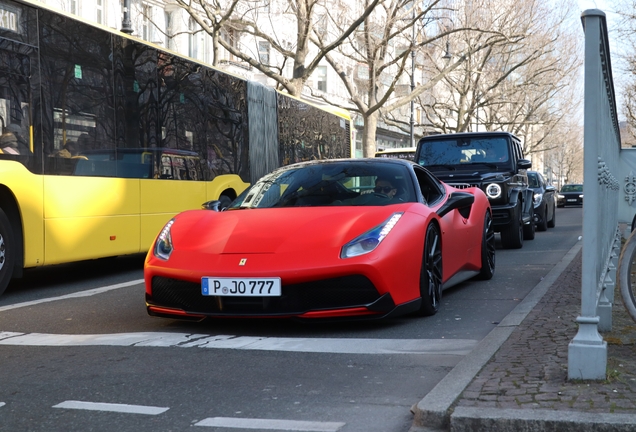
left=0, top=0, right=352, bottom=295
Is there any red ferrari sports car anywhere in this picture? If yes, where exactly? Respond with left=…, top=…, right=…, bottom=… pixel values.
left=144, top=158, right=495, bottom=320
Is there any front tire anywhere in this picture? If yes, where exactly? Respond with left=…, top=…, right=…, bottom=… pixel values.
left=537, top=207, right=548, bottom=231
left=523, top=215, right=535, bottom=240
left=0, top=208, right=15, bottom=297
left=547, top=204, right=556, bottom=228
left=501, top=200, right=523, bottom=249
left=477, top=211, right=495, bottom=280
left=417, top=223, right=443, bottom=316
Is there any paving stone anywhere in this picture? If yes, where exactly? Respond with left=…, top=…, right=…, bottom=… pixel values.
left=451, top=250, right=636, bottom=415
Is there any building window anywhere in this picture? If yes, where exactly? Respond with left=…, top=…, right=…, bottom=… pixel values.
left=315, top=14, right=327, bottom=38
left=164, top=12, right=171, bottom=48
left=70, top=0, right=78, bottom=15
left=96, top=0, right=103, bottom=23
left=142, top=4, right=151, bottom=41
left=258, top=41, right=270, bottom=65
left=316, top=66, right=327, bottom=92
left=188, top=17, right=198, bottom=59
left=221, top=29, right=237, bottom=61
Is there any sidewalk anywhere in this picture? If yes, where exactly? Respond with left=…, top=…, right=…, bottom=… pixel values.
left=410, top=241, right=636, bottom=431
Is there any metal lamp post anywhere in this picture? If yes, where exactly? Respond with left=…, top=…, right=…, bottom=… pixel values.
left=122, top=0, right=133, bottom=34
left=408, top=6, right=419, bottom=148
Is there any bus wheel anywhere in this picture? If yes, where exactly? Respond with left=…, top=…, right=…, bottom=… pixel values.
left=0, top=208, right=15, bottom=296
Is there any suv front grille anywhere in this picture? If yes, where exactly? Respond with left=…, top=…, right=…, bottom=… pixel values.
left=448, top=183, right=480, bottom=189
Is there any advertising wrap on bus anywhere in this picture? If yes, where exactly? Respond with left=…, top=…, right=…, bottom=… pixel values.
left=0, top=0, right=353, bottom=296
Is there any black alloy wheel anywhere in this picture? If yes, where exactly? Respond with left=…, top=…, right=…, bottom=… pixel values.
left=501, top=200, right=523, bottom=249
left=477, top=211, right=496, bottom=280
left=523, top=209, right=535, bottom=240
left=547, top=204, right=556, bottom=228
left=537, top=207, right=548, bottom=231
left=417, top=223, right=443, bottom=316
left=0, top=208, right=15, bottom=297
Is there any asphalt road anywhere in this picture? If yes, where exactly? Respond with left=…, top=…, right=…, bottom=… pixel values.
left=0, top=207, right=583, bottom=432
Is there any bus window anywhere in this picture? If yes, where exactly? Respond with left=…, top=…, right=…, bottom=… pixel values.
left=39, top=9, right=115, bottom=174
left=0, top=41, right=34, bottom=163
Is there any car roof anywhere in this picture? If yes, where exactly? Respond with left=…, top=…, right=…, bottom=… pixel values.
left=281, top=157, right=417, bottom=169
left=418, top=131, right=519, bottom=141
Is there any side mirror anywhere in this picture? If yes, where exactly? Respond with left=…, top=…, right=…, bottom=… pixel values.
left=202, top=200, right=221, bottom=211
left=437, top=191, right=475, bottom=219
left=518, top=159, right=532, bottom=170
left=546, top=185, right=556, bottom=193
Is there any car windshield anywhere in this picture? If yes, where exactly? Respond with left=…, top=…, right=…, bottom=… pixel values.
left=228, top=161, right=416, bottom=209
left=417, top=136, right=510, bottom=168
left=528, top=173, right=540, bottom=188
left=561, top=184, right=583, bottom=192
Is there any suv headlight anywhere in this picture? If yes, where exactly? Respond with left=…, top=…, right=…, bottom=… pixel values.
left=533, top=192, right=543, bottom=206
left=485, top=183, right=502, bottom=199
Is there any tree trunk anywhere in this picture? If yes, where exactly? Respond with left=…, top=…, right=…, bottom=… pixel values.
left=362, top=112, right=378, bottom=157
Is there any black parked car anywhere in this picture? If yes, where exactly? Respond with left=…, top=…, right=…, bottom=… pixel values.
left=557, top=184, right=584, bottom=207
left=415, top=131, right=535, bottom=249
left=527, top=171, right=556, bottom=231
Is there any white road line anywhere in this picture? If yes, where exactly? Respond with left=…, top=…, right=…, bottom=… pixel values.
left=194, top=417, right=345, bottom=431
left=0, top=279, right=144, bottom=312
left=0, top=331, right=478, bottom=355
left=0, top=402, right=5, bottom=408
left=52, top=400, right=168, bottom=415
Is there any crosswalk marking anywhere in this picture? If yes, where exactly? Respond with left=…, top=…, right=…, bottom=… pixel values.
left=0, top=331, right=477, bottom=355
left=194, top=417, right=345, bottom=431
left=52, top=400, right=169, bottom=415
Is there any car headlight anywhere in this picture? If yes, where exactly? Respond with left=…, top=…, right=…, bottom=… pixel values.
left=154, top=219, right=175, bottom=260
left=533, top=193, right=543, bottom=206
left=341, top=213, right=403, bottom=258
left=485, top=183, right=502, bottom=199
left=579, top=194, right=584, bottom=198
left=557, top=194, right=564, bottom=199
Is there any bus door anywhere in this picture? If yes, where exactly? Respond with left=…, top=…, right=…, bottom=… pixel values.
left=0, top=7, right=45, bottom=269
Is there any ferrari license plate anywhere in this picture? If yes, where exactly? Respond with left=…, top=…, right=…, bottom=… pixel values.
left=201, top=277, right=281, bottom=297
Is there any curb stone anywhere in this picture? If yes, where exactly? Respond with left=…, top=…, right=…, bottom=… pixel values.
left=451, top=407, right=636, bottom=432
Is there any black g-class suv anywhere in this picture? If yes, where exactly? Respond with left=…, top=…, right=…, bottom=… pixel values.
left=415, top=132, right=534, bottom=249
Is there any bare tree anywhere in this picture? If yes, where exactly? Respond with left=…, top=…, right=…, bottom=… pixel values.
left=546, top=121, right=584, bottom=188
left=309, top=0, right=516, bottom=156
left=616, top=1, right=636, bottom=143
left=415, top=0, right=581, bottom=158
left=172, top=0, right=383, bottom=96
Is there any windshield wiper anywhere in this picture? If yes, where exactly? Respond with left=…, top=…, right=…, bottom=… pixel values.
left=425, top=164, right=457, bottom=171
left=470, top=162, right=498, bottom=169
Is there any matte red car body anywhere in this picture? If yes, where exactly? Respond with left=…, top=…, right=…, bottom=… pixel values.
left=144, top=179, right=490, bottom=320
